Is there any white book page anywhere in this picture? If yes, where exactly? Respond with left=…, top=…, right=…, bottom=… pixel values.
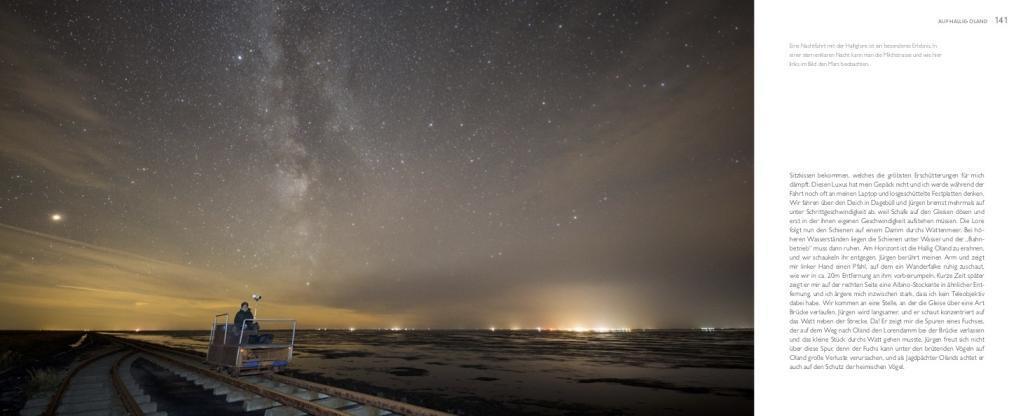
left=756, top=1, right=1022, bottom=414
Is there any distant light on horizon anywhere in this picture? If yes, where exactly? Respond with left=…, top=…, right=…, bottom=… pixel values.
left=557, top=326, right=632, bottom=333
left=50, top=213, right=63, bottom=222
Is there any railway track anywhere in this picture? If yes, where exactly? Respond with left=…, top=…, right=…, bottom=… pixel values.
left=20, top=345, right=155, bottom=416
left=20, top=334, right=453, bottom=416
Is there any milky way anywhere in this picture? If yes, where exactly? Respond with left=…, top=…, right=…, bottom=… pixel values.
left=0, top=1, right=752, bottom=329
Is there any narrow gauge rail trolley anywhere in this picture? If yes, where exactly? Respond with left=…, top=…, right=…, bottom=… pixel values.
left=206, top=313, right=296, bottom=376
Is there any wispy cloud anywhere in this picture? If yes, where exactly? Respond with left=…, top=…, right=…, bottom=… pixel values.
left=0, top=223, right=385, bottom=330
left=0, top=13, right=126, bottom=189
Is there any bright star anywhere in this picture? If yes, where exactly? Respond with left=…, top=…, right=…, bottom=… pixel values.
left=50, top=213, right=63, bottom=222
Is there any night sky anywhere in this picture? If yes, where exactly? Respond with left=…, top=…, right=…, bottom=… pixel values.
left=0, top=1, right=752, bottom=330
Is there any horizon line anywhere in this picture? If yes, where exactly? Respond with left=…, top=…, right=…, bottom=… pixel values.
left=1, top=327, right=755, bottom=332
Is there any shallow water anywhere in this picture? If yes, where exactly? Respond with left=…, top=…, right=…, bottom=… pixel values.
left=119, top=329, right=752, bottom=415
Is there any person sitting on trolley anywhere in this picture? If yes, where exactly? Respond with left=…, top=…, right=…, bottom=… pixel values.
left=234, top=301, right=258, bottom=332
left=234, top=301, right=254, bottom=328
left=233, top=301, right=272, bottom=344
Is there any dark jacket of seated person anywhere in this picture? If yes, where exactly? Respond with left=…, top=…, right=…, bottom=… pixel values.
left=234, top=302, right=255, bottom=331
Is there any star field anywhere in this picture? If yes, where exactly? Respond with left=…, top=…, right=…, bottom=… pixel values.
left=0, top=1, right=752, bottom=329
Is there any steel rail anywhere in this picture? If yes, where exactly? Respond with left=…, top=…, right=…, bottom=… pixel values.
left=42, top=347, right=124, bottom=416
left=267, top=373, right=454, bottom=416
left=110, top=351, right=146, bottom=416
left=106, top=334, right=454, bottom=416
left=129, top=346, right=354, bottom=416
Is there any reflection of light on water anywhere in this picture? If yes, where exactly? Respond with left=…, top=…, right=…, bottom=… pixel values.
left=69, top=333, right=88, bottom=348
left=563, top=326, right=631, bottom=333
